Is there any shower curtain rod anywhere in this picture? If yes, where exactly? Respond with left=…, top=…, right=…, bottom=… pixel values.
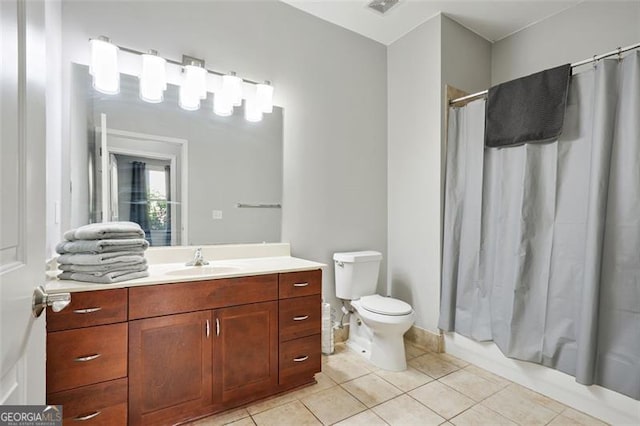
left=449, top=42, right=640, bottom=105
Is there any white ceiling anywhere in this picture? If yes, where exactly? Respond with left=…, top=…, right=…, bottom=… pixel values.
left=280, top=0, right=583, bottom=45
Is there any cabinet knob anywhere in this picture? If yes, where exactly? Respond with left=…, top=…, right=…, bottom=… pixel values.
left=73, top=411, right=102, bottom=421
left=293, top=355, right=309, bottom=362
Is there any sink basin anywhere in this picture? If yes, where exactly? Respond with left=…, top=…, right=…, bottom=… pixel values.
left=165, top=265, right=242, bottom=277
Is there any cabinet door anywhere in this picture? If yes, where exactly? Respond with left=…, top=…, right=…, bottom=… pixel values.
left=213, top=301, right=278, bottom=405
left=129, top=311, right=212, bottom=426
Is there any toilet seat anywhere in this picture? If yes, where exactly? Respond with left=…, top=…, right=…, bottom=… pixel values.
left=359, top=294, right=412, bottom=316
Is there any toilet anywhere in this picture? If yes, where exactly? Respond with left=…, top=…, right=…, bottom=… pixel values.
left=334, top=251, right=415, bottom=371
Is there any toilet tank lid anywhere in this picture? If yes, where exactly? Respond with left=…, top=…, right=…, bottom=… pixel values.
left=360, top=294, right=412, bottom=316
left=333, top=251, right=382, bottom=263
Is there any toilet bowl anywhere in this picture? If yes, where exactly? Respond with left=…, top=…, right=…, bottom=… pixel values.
left=333, top=251, right=415, bottom=371
left=348, top=295, right=415, bottom=371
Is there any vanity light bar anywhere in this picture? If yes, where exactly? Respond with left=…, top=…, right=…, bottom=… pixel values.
left=88, top=37, right=274, bottom=117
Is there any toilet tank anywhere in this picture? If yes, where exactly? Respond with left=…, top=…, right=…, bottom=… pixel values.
left=334, top=251, right=382, bottom=300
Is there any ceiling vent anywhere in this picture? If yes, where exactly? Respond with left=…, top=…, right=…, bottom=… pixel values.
left=367, top=0, right=400, bottom=15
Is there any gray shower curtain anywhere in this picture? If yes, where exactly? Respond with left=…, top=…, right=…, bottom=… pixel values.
left=439, top=52, right=640, bottom=400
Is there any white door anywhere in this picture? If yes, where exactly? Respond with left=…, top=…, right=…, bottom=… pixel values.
left=0, top=0, right=47, bottom=404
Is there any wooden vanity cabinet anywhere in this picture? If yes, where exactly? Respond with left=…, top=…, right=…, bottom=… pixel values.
left=46, top=269, right=322, bottom=426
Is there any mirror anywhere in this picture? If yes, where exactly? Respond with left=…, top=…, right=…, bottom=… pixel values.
left=69, top=64, right=283, bottom=246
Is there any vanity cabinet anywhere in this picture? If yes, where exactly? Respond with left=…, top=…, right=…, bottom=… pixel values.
left=46, top=288, right=129, bottom=425
left=46, top=269, right=321, bottom=426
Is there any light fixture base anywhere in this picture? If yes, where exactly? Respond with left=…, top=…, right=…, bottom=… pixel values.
left=367, top=0, right=400, bottom=15
left=182, top=55, right=205, bottom=68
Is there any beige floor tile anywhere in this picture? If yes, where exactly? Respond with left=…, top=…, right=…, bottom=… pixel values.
left=322, top=353, right=373, bottom=383
left=408, top=381, right=475, bottom=419
left=288, top=373, right=338, bottom=400
left=252, top=400, right=320, bottom=426
left=375, top=366, right=434, bottom=392
left=409, top=353, right=460, bottom=379
left=246, top=390, right=300, bottom=416
left=404, top=341, right=428, bottom=359
left=450, top=404, right=516, bottom=426
left=227, top=418, right=256, bottom=426
left=301, top=386, right=366, bottom=425
left=547, top=408, right=608, bottom=426
left=189, top=407, right=250, bottom=425
left=372, top=394, right=445, bottom=426
left=334, top=409, right=389, bottom=426
left=439, top=369, right=503, bottom=401
left=462, top=365, right=511, bottom=388
left=341, top=374, right=403, bottom=408
left=436, top=353, right=469, bottom=368
left=481, top=387, right=558, bottom=425
left=509, top=384, right=566, bottom=413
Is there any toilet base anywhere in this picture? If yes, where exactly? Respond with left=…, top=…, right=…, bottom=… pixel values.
left=346, top=312, right=408, bottom=371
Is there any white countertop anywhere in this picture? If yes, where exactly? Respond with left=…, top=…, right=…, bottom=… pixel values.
left=45, top=255, right=326, bottom=294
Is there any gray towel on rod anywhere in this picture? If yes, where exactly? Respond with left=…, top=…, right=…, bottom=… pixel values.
left=57, top=252, right=146, bottom=265
left=63, top=221, right=145, bottom=241
left=56, top=238, right=149, bottom=255
left=58, top=258, right=147, bottom=273
left=58, top=269, right=149, bottom=284
left=485, top=63, right=571, bottom=148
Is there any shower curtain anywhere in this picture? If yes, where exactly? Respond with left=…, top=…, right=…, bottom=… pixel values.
left=439, top=52, right=640, bottom=400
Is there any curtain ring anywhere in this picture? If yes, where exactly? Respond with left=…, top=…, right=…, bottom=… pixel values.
left=592, top=54, right=598, bottom=68
left=617, top=47, right=622, bottom=61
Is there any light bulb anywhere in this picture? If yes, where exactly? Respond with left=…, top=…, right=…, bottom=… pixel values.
left=222, top=72, right=243, bottom=107
left=139, top=52, right=166, bottom=103
left=89, top=37, right=119, bottom=95
left=214, top=91, right=233, bottom=117
left=179, top=65, right=207, bottom=111
left=244, top=96, right=263, bottom=122
left=256, top=81, right=274, bottom=113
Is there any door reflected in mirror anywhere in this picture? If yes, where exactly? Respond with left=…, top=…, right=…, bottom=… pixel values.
left=69, top=64, right=283, bottom=246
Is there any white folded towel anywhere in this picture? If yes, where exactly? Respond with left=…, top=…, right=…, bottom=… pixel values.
left=56, top=239, right=149, bottom=255
left=63, top=221, right=145, bottom=241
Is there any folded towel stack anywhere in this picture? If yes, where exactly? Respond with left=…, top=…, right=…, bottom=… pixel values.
left=56, top=222, right=150, bottom=284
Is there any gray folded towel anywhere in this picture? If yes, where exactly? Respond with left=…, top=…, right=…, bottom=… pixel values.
left=58, top=263, right=148, bottom=277
left=58, top=269, right=150, bottom=284
left=485, top=63, right=571, bottom=148
left=63, top=221, right=145, bottom=241
left=59, top=258, right=147, bottom=273
left=56, top=238, right=149, bottom=255
left=57, top=252, right=145, bottom=265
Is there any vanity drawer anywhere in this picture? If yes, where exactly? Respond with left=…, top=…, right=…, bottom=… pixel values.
left=279, top=295, right=321, bottom=342
left=129, top=274, right=278, bottom=320
left=47, top=378, right=127, bottom=425
left=47, top=323, right=128, bottom=394
left=279, top=334, right=321, bottom=385
left=279, top=270, right=321, bottom=299
left=47, top=288, right=128, bottom=332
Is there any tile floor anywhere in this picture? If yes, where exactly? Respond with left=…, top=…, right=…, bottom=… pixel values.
left=189, top=342, right=608, bottom=426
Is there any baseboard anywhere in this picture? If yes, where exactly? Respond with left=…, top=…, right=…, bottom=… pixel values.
left=404, top=325, right=444, bottom=353
left=334, top=325, right=349, bottom=343
left=443, top=332, right=640, bottom=425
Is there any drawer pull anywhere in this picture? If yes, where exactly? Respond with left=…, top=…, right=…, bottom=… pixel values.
left=293, top=282, right=309, bottom=287
left=293, top=315, right=309, bottom=321
left=73, top=307, right=102, bottom=314
left=74, top=354, right=101, bottom=362
left=74, top=411, right=102, bottom=421
left=293, top=355, right=309, bottom=362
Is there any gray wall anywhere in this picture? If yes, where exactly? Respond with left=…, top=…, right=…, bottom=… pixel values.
left=492, top=1, right=640, bottom=84
left=60, top=1, right=388, bottom=308
left=387, top=14, right=491, bottom=332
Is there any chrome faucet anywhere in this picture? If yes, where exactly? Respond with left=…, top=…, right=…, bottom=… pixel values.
left=186, top=248, right=209, bottom=266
